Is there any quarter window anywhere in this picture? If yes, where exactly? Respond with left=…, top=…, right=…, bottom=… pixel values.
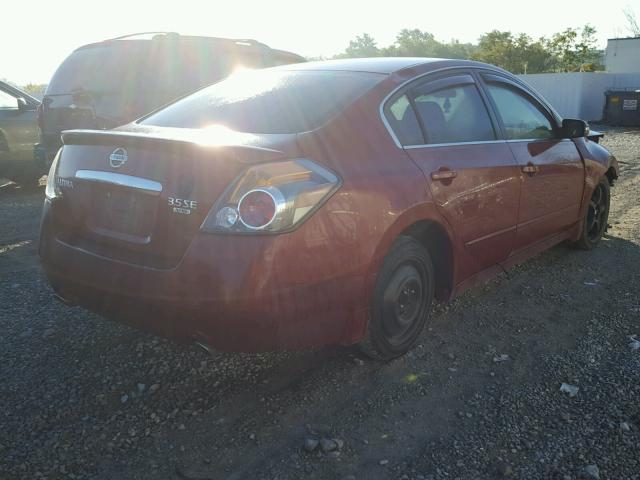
left=485, top=83, right=555, bottom=140
left=409, top=83, right=496, bottom=144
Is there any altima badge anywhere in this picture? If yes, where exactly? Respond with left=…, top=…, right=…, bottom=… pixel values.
left=109, top=148, right=128, bottom=168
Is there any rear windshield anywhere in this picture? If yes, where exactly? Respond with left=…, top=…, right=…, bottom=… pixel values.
left=47, top=44, right=154, bottom=95
left=139, top=70, right=384, bottom=134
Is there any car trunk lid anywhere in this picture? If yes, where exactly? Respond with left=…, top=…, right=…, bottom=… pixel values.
left=51, top=125, right=299, bottom=268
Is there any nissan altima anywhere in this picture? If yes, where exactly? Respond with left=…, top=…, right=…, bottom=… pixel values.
left=39, top=58, right=618, bottom=359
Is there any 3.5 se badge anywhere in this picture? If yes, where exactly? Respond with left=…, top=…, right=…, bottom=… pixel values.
left=168, top=197, right=198, bottom=215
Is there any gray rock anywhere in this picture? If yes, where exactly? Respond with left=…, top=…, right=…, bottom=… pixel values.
left=560, top=383, right=579, bottom=397
left=379, top=459, right=389, bottom=466
left=303, top=438, right=319, bottom=452
left=581, top=464, right=600, bottom=479
left=320, top=438, right=338, bottom=452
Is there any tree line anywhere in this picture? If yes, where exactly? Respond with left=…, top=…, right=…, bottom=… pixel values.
left=334, top=25, right=605, bottom=74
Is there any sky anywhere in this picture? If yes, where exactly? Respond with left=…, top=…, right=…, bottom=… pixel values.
left=2, top=0, right=638, bottom=85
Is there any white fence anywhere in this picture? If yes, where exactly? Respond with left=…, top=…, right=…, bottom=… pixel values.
left=517, top=72, right=640, bottom=122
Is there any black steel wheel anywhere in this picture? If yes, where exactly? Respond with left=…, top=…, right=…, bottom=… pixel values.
left=574, top=177, right=610, bottom=250
left=359, top=236, right=434, bottom=360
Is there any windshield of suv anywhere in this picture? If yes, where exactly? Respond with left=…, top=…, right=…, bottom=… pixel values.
left=139, top=69, right=384, bottom=134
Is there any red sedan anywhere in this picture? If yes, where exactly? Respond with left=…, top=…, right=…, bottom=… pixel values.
left=39, top=58, right=619, bottom=359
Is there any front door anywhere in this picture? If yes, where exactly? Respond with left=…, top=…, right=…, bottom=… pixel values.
left=481, top=75, right=584, bottom=252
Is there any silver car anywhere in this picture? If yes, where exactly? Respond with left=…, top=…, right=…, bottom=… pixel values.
left=0, top=80, right=41, bottom=187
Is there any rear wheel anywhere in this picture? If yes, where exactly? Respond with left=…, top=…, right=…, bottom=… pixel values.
left=574, top=177, right=610, bottom=250
left=359, top=236, right=434, bottom=360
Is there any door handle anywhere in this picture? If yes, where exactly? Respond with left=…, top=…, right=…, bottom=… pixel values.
left=431, top=169, right=458, bottom=181
left=522, top=163, right=539, bottom=174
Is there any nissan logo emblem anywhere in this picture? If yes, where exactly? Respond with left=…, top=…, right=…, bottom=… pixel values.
left=109, top=148, right=128, bottom=168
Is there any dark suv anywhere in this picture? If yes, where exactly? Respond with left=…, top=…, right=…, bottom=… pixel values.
left=36, top=32, right=304, bottom=164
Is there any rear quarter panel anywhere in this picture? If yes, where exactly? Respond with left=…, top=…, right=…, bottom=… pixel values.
left=296, top=79, right=465, bottom=342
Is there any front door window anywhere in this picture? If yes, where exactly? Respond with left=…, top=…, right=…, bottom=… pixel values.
left=0, top=89, right=17, bottom=109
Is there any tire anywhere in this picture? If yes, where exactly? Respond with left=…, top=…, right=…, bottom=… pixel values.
left=359, top=236, right=435, bottom=360
left=573, top=177, right=610, bottom=250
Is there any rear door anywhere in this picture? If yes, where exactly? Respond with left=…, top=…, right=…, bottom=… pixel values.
left=387, top=73, right=522, bottom=273
left=479, top=74, right=584, bottom=252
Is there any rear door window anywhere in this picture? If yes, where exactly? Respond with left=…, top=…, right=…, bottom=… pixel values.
left=484, top=82, right=556, bottom=140
left=409, top=81, right=496, bottom=144
left=385, top=94, right=424, bottom=145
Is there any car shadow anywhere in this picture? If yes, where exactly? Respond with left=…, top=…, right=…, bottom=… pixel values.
left=0, top=179, right=44, bottom=199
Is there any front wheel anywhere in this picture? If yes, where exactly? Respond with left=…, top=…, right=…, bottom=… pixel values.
left=359, top=236, right=434, bottom=360
left=573, top=177, right=610, bottom=250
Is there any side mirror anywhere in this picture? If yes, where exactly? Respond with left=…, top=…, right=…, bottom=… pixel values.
left=17, top=97, right=37, bottom=112
left=562, top=118, right=589, bottom=138
left=17, top=97, right=29, bottom=111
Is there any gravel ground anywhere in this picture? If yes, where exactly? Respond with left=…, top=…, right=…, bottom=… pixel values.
left=1, top=127, right=639, bottom=480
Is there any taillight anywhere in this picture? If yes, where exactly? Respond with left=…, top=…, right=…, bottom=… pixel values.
left=238, top=188, right=283, bottom=229
left=45, top=149, right=62, bottom=200
left=201, top=159, right=340, bottom=234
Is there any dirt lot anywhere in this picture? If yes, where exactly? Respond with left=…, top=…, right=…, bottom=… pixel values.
left=1, top=127, right=639, bottom=480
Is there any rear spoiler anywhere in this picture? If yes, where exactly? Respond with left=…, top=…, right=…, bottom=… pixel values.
left=587, top=130, right=604, bottom=143
left=60, top=128, right=277, bottom=153
left=61, top=128, right=187, bottom=148
left=60, top=128, right=283, bottom=162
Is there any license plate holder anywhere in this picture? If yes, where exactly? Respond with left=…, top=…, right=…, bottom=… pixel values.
left=88, top=187, right=157, bottom=241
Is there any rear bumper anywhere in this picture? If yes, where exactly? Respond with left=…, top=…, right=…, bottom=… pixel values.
left=39, top=200, right=368, bottom=352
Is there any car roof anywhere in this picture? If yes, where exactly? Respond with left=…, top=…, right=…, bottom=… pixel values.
left=272, top=57, right=501, bottom=75
left=75, top=33, right=304, bottom=61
